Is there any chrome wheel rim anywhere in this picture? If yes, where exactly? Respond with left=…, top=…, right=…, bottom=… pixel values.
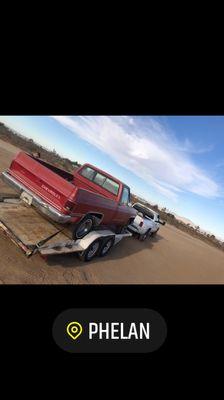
left=102, top=240, right=113, bottom=255
left=76, top=219, right=93, bottom=238
left=87, top=242, right=100, bottom=259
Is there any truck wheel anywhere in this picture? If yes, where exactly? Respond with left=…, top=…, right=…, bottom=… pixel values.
left=116, top=225, right=128, bottom=234
left=151, top=229, right=159, bottom=237
left=73, top=216, right=94, bottom=239
left=139, top=233, right=148, bottom=241
left=77, top=239, right=101, bottom=262
left=99, top=237, right=115, bottom=257
left=139, top=229, right=151, bottom=241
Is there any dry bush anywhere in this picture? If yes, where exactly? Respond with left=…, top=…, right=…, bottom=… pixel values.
left=0, top=122, right=81, bottom=172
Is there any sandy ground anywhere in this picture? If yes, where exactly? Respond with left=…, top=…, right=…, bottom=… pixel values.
left=0, top=138, right=224, bottom=284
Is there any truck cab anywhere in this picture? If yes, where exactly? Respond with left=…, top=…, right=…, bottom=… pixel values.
left=72, top=164, right=135, bottom=226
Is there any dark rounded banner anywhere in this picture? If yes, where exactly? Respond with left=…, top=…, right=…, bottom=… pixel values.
left=52, top=308, right=167, bottom=353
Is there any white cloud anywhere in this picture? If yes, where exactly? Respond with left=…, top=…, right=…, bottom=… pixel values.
left=176, top=137, right=214, bottom=154
left=51, top=116, right=220, bottom=201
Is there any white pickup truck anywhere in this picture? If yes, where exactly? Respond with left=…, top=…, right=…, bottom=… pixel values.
left=128, top=203, right=166, bottom=241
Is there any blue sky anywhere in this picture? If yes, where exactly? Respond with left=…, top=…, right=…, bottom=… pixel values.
left=0, top=115, right=224, bottom=240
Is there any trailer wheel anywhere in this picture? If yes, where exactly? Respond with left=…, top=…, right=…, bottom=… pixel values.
left=77, top=239, right=101, bottom=262
left=99, top=237, right=115, bottom=257
left=73, top=216, right=94, bottom=239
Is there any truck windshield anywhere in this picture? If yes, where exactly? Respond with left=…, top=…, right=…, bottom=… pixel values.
left=80, top=166, right=120, bottom=195
left=133, top=204, right=154, bottom=219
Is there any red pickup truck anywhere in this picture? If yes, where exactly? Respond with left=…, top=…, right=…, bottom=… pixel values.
left=1, top=152, right=137, bottom=239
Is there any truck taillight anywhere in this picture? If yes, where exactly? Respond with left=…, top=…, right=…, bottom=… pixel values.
left=139, top=221, right=144, bottom=227
left=65, top=200, right=74, bottom=211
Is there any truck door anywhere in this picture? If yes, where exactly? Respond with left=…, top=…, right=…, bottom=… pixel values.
left=114, top=186, right=132, bottom=225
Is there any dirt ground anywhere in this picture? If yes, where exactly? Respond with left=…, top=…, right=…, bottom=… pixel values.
left=0, top=138, right=224, bottom=284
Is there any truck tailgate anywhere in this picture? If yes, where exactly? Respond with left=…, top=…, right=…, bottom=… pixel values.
left=9, top=152, right=77, bottom=210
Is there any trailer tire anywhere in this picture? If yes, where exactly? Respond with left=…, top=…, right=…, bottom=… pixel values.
left=73, top=216, right=95, bottom=239
left=99, top=237, right=115, bottom=257
left=77, top=238, right=101, bottom=262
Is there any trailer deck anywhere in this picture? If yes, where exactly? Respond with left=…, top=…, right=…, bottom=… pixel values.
left=0, top=194, right=132, bottom=260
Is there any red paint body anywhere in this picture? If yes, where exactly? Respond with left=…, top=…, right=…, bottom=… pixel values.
left=7, top=152, right=137, bottom=228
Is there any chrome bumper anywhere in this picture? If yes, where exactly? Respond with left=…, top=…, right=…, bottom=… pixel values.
left=1, top=171, right=72, bottom=224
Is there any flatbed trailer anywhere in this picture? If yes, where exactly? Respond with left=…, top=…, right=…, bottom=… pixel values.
left=0, top=194, right=132, bottom=261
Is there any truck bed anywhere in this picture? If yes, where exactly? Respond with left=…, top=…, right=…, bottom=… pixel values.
left=7, top=151, right=77, bottom=212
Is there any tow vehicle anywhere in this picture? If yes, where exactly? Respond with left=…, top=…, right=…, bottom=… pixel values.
left=0, top=193, right=132, bottom=262
left=128, top=203, right=166, bottom=241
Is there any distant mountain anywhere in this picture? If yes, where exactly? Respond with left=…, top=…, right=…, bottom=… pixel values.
left=199, top=229, right=224, bottom=243
left=147, top=202, right=224, bottom=243
left=172, top=214, right=197, bottom=228
left=169, top=212, right=224, bottom=243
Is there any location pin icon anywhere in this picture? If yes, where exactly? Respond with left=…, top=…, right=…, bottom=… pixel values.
left=66, top=322, right=83, bottom=340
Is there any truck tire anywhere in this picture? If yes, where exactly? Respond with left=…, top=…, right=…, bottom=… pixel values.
left=73, top=215, right=95, bottom=239
left=116, top=224, right=130, bottom=234
left=99, top=237, right=115, bottom=257
left=139, top=228, right=151, bottom=241
left=77, top=239, right=101, bottom=262
left=151, top=229, right=159, bottom=237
